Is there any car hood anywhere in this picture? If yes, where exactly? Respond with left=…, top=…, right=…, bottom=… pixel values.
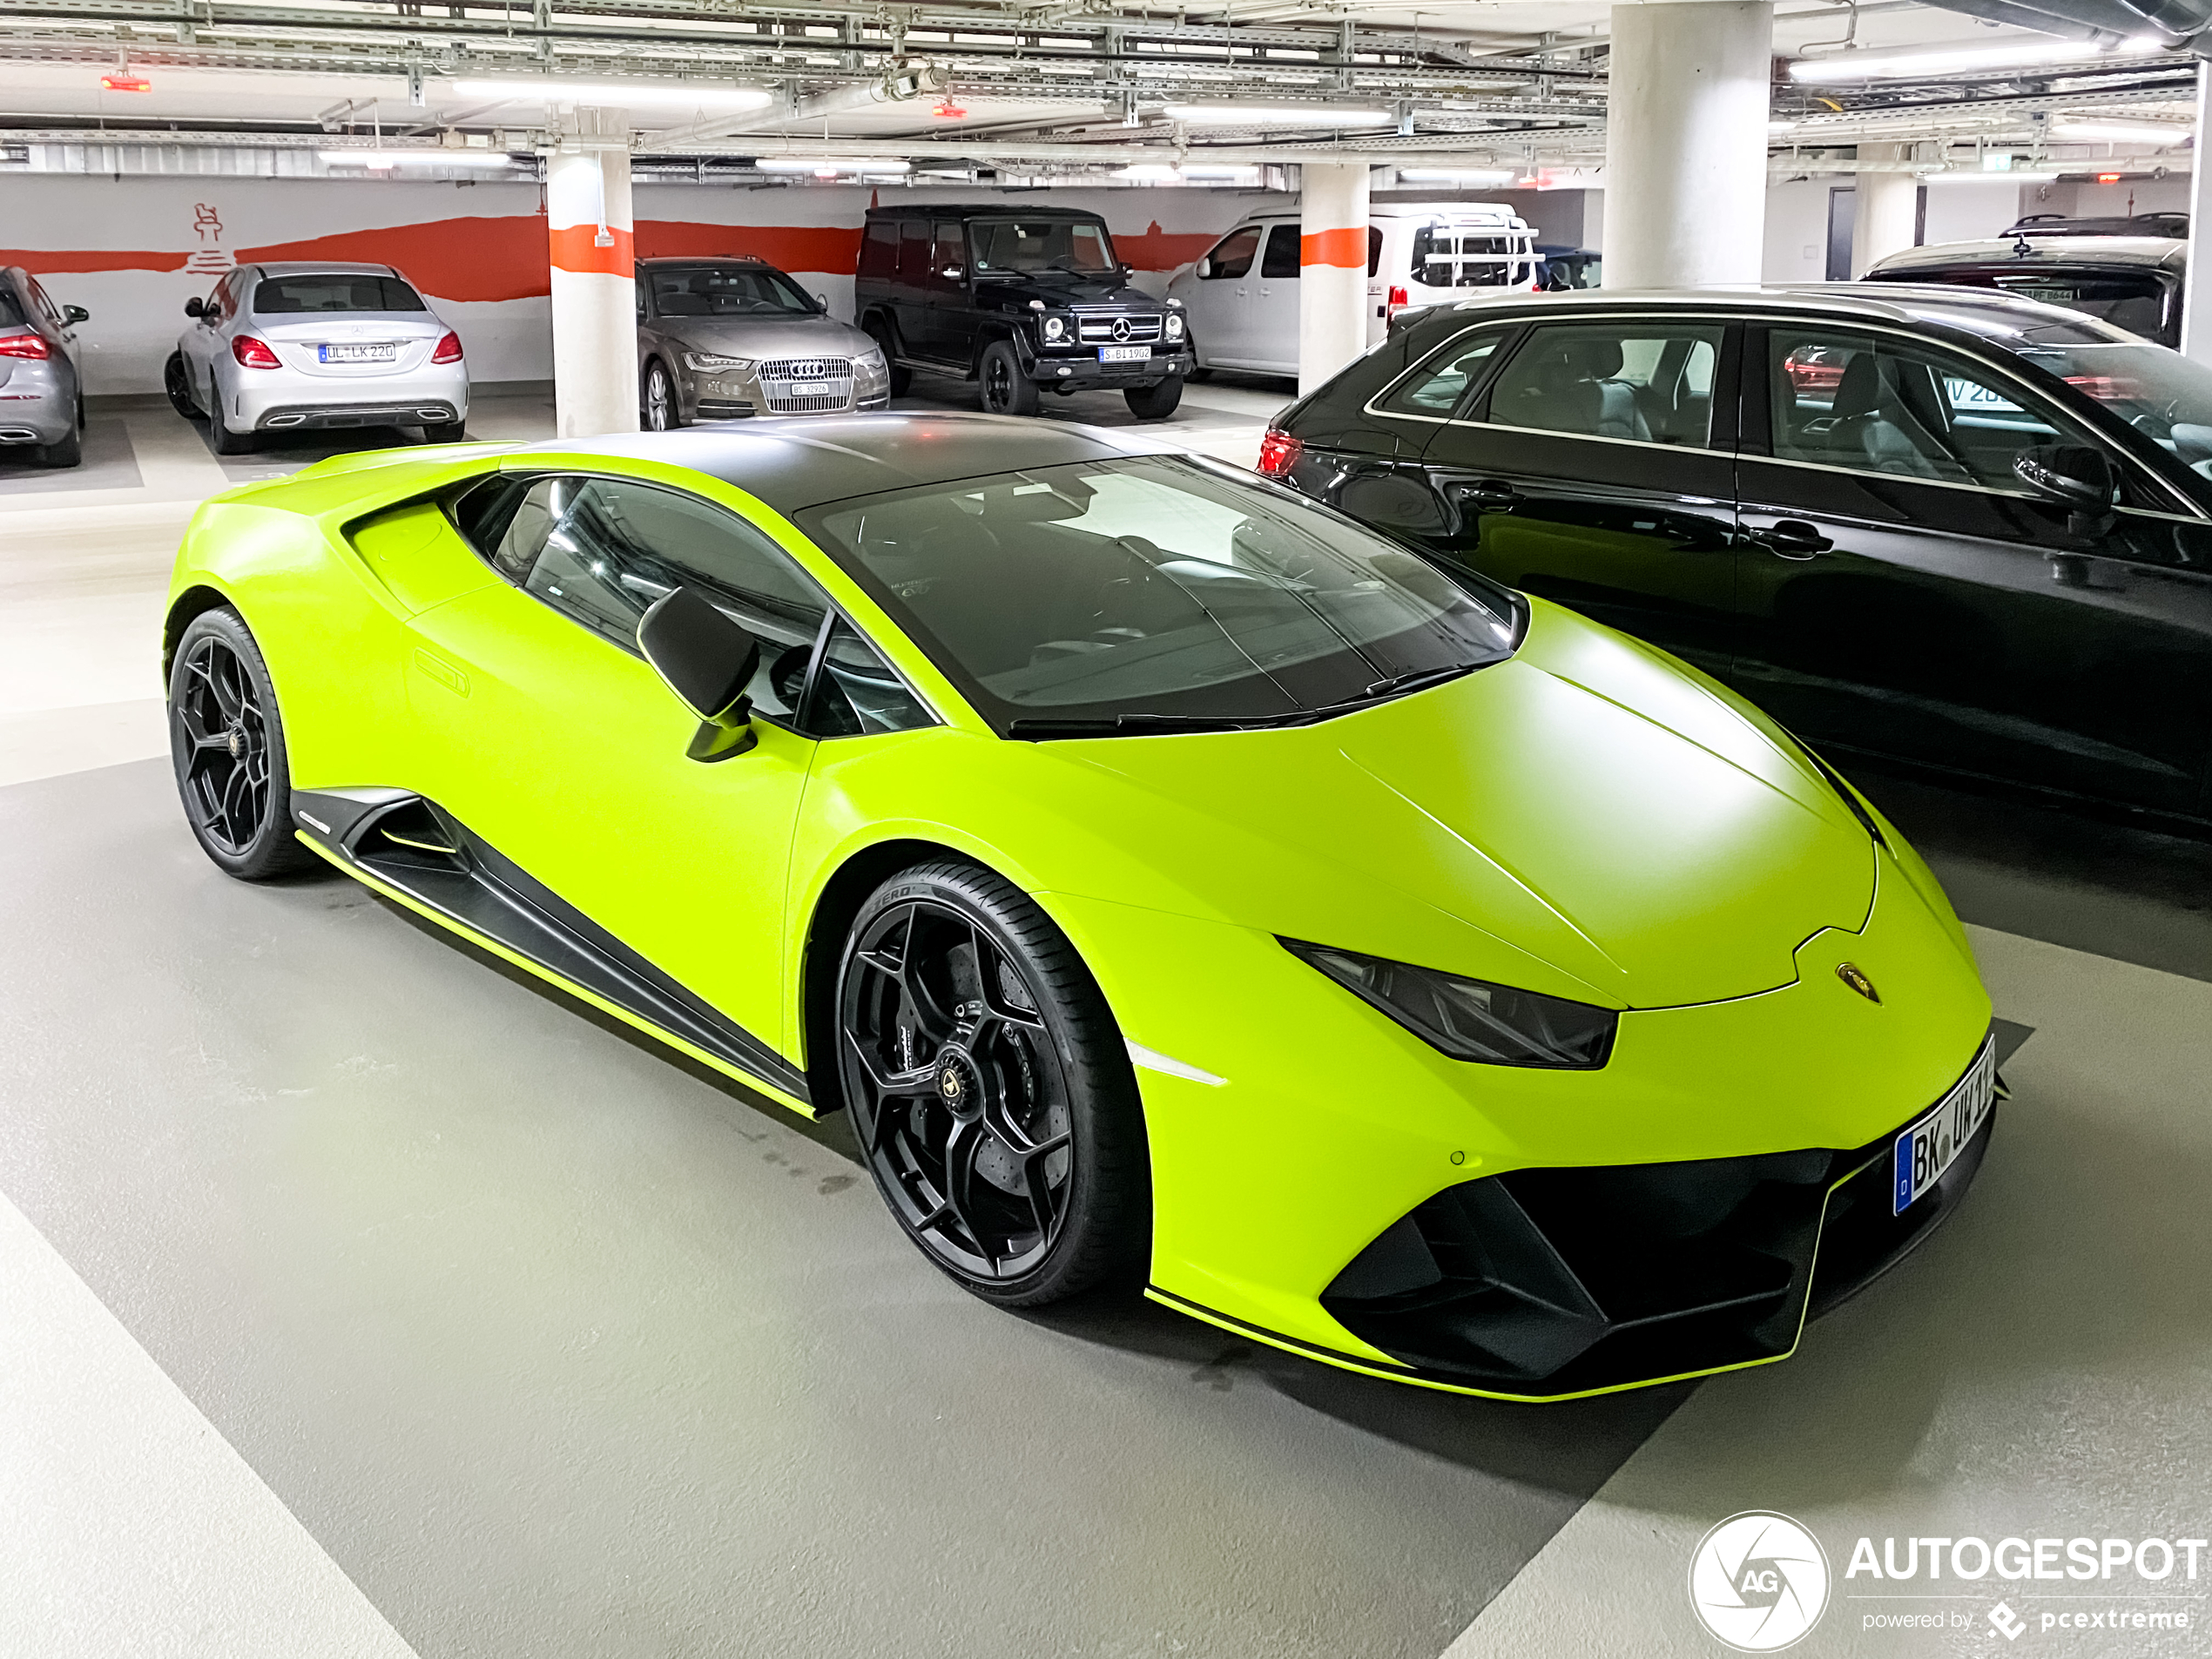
left=1035, top=603, right=1877, bottom=1010
left=977, top=273, right=1159, bottom=310
left=663, top=314, right=873, bottom=357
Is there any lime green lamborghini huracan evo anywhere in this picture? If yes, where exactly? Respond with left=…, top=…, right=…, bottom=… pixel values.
left=165, top=414, right=1998, bottom=1400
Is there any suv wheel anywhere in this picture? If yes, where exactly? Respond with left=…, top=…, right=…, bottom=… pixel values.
left=979, top=341, right=1040, bottom=418
left=866, top=320, right=912, bottom=397
left=1123, top=378, right=1184, bottom=421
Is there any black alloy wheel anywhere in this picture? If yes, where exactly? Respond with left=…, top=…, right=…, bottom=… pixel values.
left=163, top=351, right=199, bottom=419
left=836, top=862, right=1146, bottom=1305
left=167, top=608, right=314, bottom=880
left=643, top=361, right=679, bottom=431
left=978, top=341, right=1040, bottom=418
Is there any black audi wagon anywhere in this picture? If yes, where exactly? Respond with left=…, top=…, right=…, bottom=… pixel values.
left=1265, top=286, right=2212, bottom=824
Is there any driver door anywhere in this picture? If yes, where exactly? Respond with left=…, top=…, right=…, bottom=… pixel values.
left=401, top=472, right=833, bottom=1060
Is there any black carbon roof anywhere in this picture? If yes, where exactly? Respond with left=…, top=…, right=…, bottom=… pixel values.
left=536, top=414, right=1184, bottom=513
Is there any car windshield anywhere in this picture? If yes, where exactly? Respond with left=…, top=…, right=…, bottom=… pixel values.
left=969, top=219, right=1117, bottom=278
left=2006, top=339, right=2212, bottom=476
left=649, top=266, right=816, bottom=318
left=254, top=274, right=426, bottom=314
left=800, top=455, right=1520, bottom=735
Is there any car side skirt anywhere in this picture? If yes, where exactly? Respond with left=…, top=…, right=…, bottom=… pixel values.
left=290, top=786, right=814, bottom=1114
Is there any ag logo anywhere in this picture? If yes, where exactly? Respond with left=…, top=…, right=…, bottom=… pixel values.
left=1689, top=1511, right=1831, bottom=1651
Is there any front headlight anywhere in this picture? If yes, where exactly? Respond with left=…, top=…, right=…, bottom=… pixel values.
left=685, top=353, right=754, bottom=373
left=1042, top=314, right=1068, bottom=343
left=1283, top=939, right=1617, bottom=1069
left=1165, top=312, right=1185, bottom=341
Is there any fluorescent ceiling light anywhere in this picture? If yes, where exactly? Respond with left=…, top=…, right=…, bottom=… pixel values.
left=1163, top=103, right=1393, bottom=125
left=451, top=78, right=774, bottom=109
left=1114, top=164, right=1181, bottom=180
left=2052, top=118, right=2190, bottom=141
left=1397, top=167, right=1516, bottom=185
left=1790, top=38, right=2141, bottom=82
left=320, top=149, right=518, bottom=167
left=755, top=156, right=911, bottom=173
left=1925, top=167, right=2059, bottom=182
left=1177, top=164, right=1261, bottom=179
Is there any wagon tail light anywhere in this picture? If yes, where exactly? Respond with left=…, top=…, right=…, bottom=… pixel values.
left=431, top=331, right=463, bottom=365
left=0, top=332, right=51, bottom=359
left=232, top=335, right=281, bottom=369
left=1256, top=428, right=1302, bottom=477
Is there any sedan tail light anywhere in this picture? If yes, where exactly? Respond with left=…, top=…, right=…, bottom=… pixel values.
left=1256, top=428, right=1302, bottom=477
left=0, top=331, right=51, bottom=360
left=232, top=335, right=281, bottom=369
left=431, top=331, right=463, bottom=365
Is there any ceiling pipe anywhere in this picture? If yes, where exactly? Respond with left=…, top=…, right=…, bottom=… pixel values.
left=646, top=60, right=947, bottom=148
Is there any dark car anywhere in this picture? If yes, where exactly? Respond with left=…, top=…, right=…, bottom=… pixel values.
left=1263, top=285, right=2212, bottom=825
left=0, top=265, right=89, bottom=469
left=1865, top=226, right=2185, bottom=347
left=854, top=205, right=1191, bottom=420
left=633, top=256, right=890, bottom=428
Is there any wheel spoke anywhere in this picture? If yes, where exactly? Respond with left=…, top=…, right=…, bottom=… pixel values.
left=940, top=1117, right=990, bottom=1268
left=1020, top=1149, right=1060, bottom=1239
left=842, top=1028, right=936, bottom=1099
left=207, top=653, right=245, bottom=723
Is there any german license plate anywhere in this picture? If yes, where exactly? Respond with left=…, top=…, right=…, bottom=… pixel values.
left=1892, top=1039, right=1996, bottom=1214
left=319, top=342, right=397, bottom=363
left=1098, top=345, right=1150, bottom=363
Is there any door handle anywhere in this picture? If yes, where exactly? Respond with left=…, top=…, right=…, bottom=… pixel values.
left=1449, top=479, right=1521, bottom=509
left=1747, top=518, right=1831, bottom=558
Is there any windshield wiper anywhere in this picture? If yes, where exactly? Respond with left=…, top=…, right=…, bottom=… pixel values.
left=1006, top=711, right=1299, bottom=739
left=1350, top=664, right=1477, bottom=703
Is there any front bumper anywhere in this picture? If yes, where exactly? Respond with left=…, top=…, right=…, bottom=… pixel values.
left=1043, top=829, right=1993, bottom=1400
left=1025, top=341, right=1191, bottom=388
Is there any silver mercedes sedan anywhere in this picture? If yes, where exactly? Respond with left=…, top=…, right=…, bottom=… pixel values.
left=635, top=257, right=891, bottom=428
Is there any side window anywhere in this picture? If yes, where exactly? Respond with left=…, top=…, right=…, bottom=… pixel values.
left=1259, top=225, right=1302, bottom=280
left=491, top=475, right=833, bottom=722
left=806, top=617, right=934, bottom=737
left=898, top=219, right=930, bottom=280
left=1367, top=226, right=1384, bottom=279
left=1486, top=321, right=1727, bottom=448
left=932, top=221, right=965, bottom=278
left=1767, top=329, right=2078, bottom=489
left=30, top=280, right=61, bottom=325
left=859, top=220, right=899, bottom=280
left=1376, top=328, right=1509, bottom=418
left=1204, top=226, right=1259, bottom=280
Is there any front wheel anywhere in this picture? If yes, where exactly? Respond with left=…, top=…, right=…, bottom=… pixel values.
left=978, top=341, right=1040, bottom=418
left=836, top=861, right=1148, bottom=1306
left=1123, top=377, right=1184, bottom=420
left=167, top=608, right=316, bottom=881
left=865, top=320, right=912, bottom=397
left=164, top=352, right=199, bottom=418
left=641, top=360, right=682, bottom=431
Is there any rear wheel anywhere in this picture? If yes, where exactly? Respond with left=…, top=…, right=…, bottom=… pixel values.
left=978, top=341, right=1039, bottom=418
left=163, top=352, right=199, bottom=418
left=836, top=861, right=1147, bottom=1306
left=865, top=320, right=911, bottom=396
left=421, top=420, right=468, bottom=444
left=208, top=409, right=253, bottom=456
left=167, top=607, right=315, bottom=880
left=1123, top=377, right=1184, bottom=420
left=641, top=360, right=682, bottom=431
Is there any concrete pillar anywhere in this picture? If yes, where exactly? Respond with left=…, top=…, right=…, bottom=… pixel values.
left=2182, top=64, right=2212, bottom=369
left=1603, top=1, right=1773, bottom=289
left=1298, top=161, right=1372, bottom=395
left=546, top=107, right=640, bottom=438
left=1851, top=144, right=1919, bottom=276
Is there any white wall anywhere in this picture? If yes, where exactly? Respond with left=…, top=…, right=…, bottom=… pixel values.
left=1763, top=179, right=1833, bottom=282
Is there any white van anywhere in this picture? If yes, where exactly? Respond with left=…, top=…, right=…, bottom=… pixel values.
left=1166, top=202, right=1540, bottom=377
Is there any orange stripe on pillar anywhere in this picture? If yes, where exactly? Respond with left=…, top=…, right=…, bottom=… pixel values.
left=1300, top=226, right=1367, bottom=269
left=549, top=223, right=636, bottom=277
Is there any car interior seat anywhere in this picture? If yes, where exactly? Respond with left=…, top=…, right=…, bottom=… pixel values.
left=1512, top=337, right=1653, bottom=442
left=1827, top=352, right=1960, bottom=479
left=655, top=292, right=711, bottom=317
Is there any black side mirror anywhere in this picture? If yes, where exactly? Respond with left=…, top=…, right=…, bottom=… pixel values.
left=64, top=304, right=89, bottom=325
left=2015, top=444, right=2118, bottom=534
left=184, top=297, right=205, bottom=320
left=637, top=586, right=762, bottom=763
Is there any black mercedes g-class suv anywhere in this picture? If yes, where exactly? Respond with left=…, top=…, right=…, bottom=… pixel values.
left=854, top=205, right=1191, bottom=419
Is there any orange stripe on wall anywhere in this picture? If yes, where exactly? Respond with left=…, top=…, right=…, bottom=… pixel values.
left=1113, top=223, right=1218, bottom=273
left=634, top=220, right=863, bottom=273
left=1300, top=226, right=1367, bottom=269
left=0, top=248, right=190, bottom=274
left=548, top=222, right=636, bottom=278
